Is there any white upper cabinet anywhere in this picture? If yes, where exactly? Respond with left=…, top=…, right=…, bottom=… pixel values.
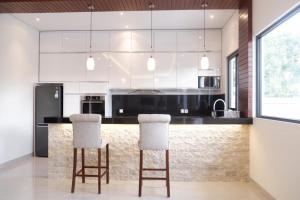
left=62, top=31, right=88, bottom=52
left=131, top=31, right=152, bottom=52
left=130, top=53, right=154, bottom=89
left=79, top=82, right=108, bottom=94
left=110, top=31, right=132, bottom=52
left=40, top=53, right=86, bottom=82
left=91, top=31, right=110, bottom=51
left=177, top=31, right=201, bottom=51
left=109, top=53, right=131, bottom=89
left=154, top=31, right=177, bottom=51
left=204, top=29, right=222, bottom=51
left=85, top=53, right=110, bottom=82
left=177, top=53, right=199, bottom=88
left=154, top=53, right=177, bottom=89
left=64, top=82, right=80, bottom=94
left=40, top=32, right=62, bottom=52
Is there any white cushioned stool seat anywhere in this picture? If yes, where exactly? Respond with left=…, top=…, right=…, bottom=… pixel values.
left=70, top=114, right=104, bottom=149
left=138, top=114, right=171, bottom=150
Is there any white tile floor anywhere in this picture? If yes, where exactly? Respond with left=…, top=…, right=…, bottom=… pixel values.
left=0, top=158, right=269, bottom=200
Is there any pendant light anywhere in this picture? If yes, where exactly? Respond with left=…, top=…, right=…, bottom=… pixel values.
left=87, top=4, right=95, bottom=71
left=147, top=3, right=156, bottom=71
left=200, top=0, right=209, bottom=70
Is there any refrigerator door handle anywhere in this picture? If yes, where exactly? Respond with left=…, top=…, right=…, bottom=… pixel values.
left=37, top=123, right=48, bottom=127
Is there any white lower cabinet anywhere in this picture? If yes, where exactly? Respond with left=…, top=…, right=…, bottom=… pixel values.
left=63, top=94, right=81, bottom=117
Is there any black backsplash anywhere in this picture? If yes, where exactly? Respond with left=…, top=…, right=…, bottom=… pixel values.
left=112, top=94, right=225, bottom=117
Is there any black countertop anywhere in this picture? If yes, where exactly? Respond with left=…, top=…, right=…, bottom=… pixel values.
left=44, top=116, right=253, bottom=125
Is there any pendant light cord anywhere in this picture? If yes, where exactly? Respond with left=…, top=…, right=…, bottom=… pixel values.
left=203, top=0, right=206, bottom=51
left=89, top=4, right=93, bottom=56
left=151, top=6, right=153, bottom=50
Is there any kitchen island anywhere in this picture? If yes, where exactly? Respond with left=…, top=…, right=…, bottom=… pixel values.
left=46, top=117, right=251, bottom=182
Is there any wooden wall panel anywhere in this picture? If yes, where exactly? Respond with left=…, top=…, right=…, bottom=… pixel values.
left=238, top=0, right=252, bottom=117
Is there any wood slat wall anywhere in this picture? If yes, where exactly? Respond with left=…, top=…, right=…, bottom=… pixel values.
left=0, top=0, right=239, bottom=13
left=238, top=0, right=252, bottom=117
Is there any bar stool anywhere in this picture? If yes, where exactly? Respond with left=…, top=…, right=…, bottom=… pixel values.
left=137, top=114, right=171, bottom=197
left=69, top=114, right=109, bottom=194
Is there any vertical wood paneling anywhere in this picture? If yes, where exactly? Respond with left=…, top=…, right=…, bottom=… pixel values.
left=238, top=0, right=252, bottom=117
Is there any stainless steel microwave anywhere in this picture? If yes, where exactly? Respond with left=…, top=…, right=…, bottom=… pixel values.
left=198, top=76, right=220, bottom=89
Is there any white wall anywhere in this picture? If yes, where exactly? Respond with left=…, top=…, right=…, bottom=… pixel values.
left=221, top=11, right=239, bottom=94
left=0, top=14, right=39, bottom=165
left=251, top=1, right=300, bottom=199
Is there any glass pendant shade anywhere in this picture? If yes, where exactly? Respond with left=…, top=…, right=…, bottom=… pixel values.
left=86, top=56, right=95, bottom=71
left=200, top=55, right=209, bottom=70
left=147, top=56, right=156, bottom=71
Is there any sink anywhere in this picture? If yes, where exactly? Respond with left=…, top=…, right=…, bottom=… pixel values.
left=211, top=110, right=240, bottom=118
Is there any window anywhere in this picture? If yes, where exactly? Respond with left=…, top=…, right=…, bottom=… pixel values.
left=257, top=6, right=300, bottom=122
left=228, top=51, right=239, bottom=110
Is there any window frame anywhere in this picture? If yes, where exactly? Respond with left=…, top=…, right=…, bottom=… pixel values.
left=256, top=5, right=300, bottom=124
left=227, top=50, right=239, bottom=110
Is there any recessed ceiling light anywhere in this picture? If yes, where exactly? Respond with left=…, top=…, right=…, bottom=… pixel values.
left=120, top=12, right=124, bottom=16
left=210, top=15, right=214, bottom=19
left=35, top=17, right=40, bottom=22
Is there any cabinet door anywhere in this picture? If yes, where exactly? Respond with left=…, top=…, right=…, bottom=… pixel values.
left=109, top=53, right=131, bottom=88
left=131, top=30, right=151, bottom=52
left=62, top=31, right=88, bottom=52
left=40, top=32, right=62, bottom=52
left=63, top=94, right=81, bottom=117
left=205, top=29, right=222, bottom=51
left=110, top=31, right=132, bottom=52
left=85, top=53, right=110, bottom=82
left=91, top=31, right=110, bottom=51
left=130, top=53, right=154, bottom=89
left=40, top=53, right=86, bottom=82
left=154, top=31, right=177, bottom=51
left=79, top=82, right=108, bottom=94
left=177, top=31, right=201, bottom=51
left=64, top=82, right=80, bottom=94
left=154, top=53, right=177, bottom=89
left=177, top=53, right=198, bottom=88
left=198, top=52, right=222, bottom=76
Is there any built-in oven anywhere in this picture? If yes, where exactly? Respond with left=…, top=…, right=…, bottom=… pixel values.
left=81, top=96, right=105, bottom=115
left=198, top=76, right=220, bottom=89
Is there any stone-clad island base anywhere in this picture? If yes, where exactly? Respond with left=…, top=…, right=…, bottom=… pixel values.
left=49, top=124, right=249, bottom=181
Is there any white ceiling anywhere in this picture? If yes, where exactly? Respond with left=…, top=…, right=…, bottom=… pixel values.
left=13, top=10, right=237, bottom=31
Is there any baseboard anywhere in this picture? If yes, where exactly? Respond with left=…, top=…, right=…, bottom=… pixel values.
left=249, top=178, right=276, bottom=200
left=0, top=153, right=33, bottom=170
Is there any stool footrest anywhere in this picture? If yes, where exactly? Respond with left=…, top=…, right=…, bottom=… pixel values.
left=76, top=170, right=107, bottom=178
left=84, top=165, right=107, bottom=169
left=143, top=168, right=166, bottom=171
left=142, top=177, right=167, bottom=180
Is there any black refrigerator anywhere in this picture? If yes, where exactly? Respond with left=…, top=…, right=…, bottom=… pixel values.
left=35, top=84, right=63, bottom=157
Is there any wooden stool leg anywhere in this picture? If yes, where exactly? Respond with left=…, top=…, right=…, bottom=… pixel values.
left=81, top=148, right=85, bottom=183
left=98, top=148, right=101, bottom=194
left=138, top=150, right=143, bottom=197
left=166, top=150, right=170, bottom=197
left=106, top=144, right=109, bottom=184
left=71, top=148, right=77, bottom=193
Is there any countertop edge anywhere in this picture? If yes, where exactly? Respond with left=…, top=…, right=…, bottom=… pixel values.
left=44, top=117, right=253, bottom=125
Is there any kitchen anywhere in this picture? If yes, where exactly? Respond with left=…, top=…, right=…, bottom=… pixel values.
left=0, top=0, right=299, bottom=200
